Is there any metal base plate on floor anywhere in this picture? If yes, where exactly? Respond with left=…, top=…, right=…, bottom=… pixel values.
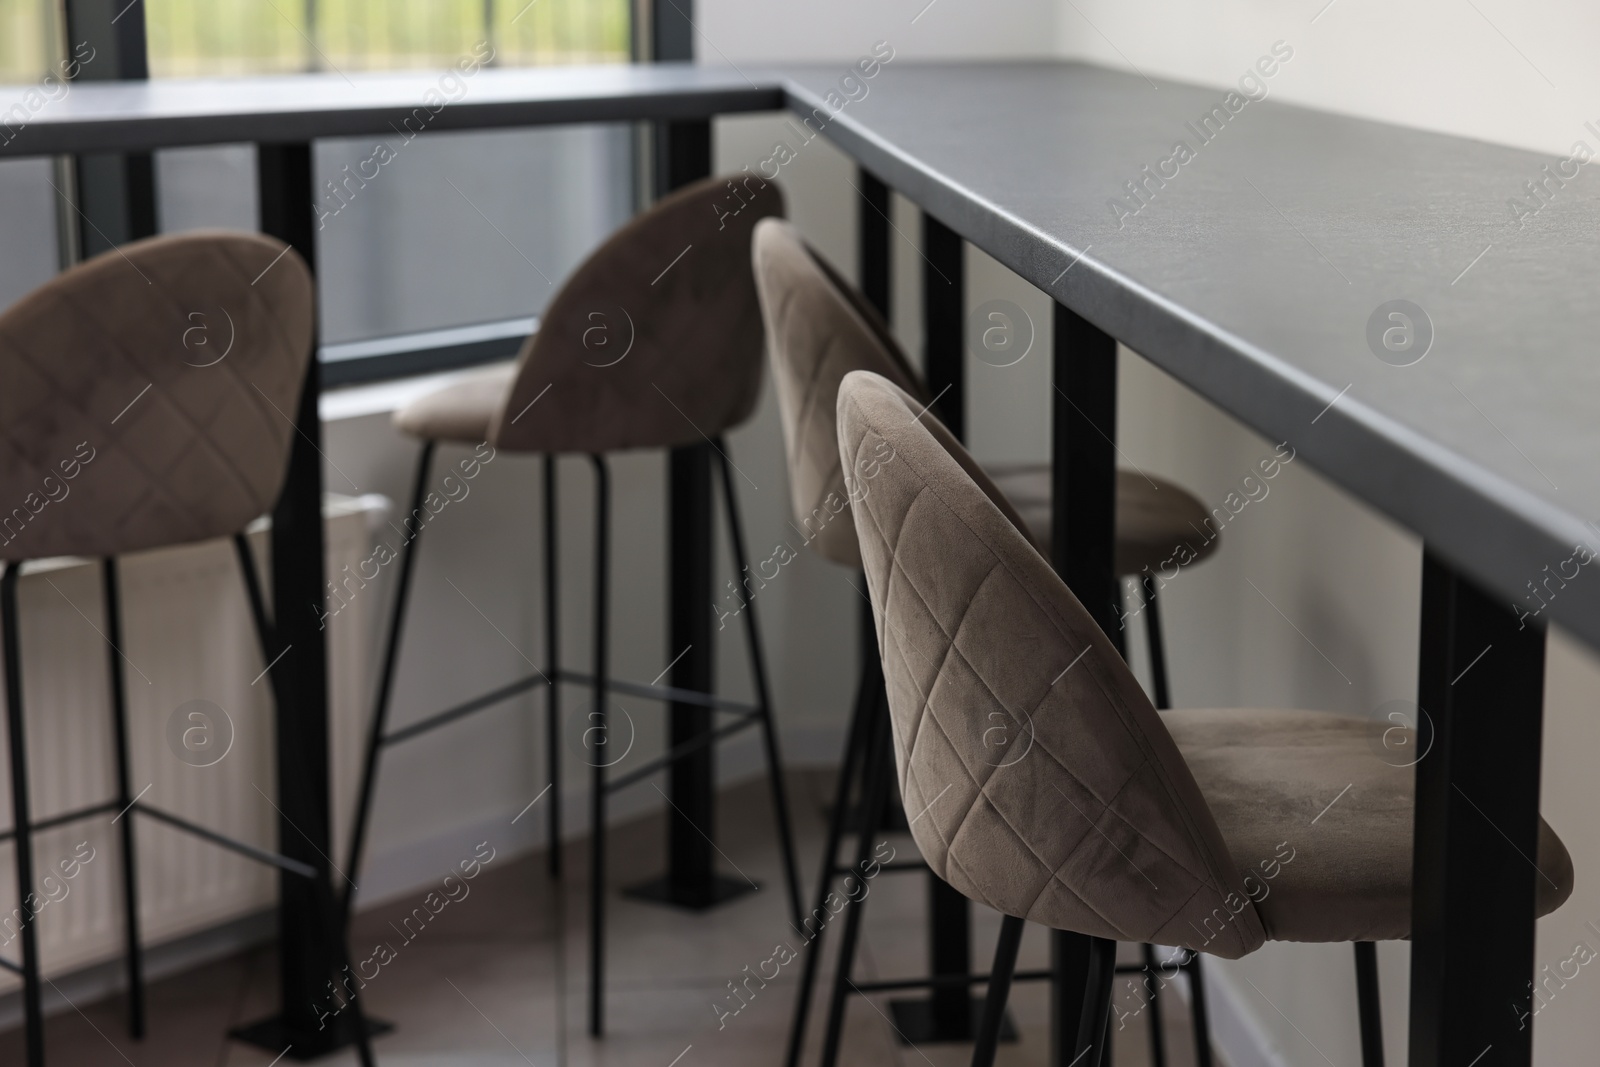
left=230, top=1011, right=392, bottom=1060
left=887, top=997, right=1019, bottom=1045
left=624, top=873, right=759, bottom=911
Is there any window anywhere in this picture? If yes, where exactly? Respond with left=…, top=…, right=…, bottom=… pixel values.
left=1, top=0, right=638, bottom=380
left=0, top=0, right=51, bottom=83
left=144, top=0, right=630, bottom=77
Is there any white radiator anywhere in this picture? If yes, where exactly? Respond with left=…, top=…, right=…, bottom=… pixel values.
left=0, top=495, right=379, bottom=992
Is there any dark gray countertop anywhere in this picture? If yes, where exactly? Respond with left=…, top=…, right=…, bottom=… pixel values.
left=783, top=61, right=1600, bottom=650
left=0, top=63, right=783, bottom=154
left=4, top=58, right=1596, bottom=647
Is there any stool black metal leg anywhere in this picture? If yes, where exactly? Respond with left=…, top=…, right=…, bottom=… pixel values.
left=971, top=914, right=1026, bottom=1067
left=1183, top=952, right=1214, bottom=1067
left=1355, top=941, right=1385, bottom=1067
left=343, top=439, right=435, bottom=925
left=713, top=440, right=802, bottom=929
left=102, top=558, right=146, bottom=1040
left=1139, top=943, right=1167, bottom=1067
left=785, top=649, right=879, bottom=1067
left=544, top=454, right=562, bottom=879
left=1109, top=579, right=1128, bottom=660
left=1051, top=930, right=1086, bottom=1067
left=1076, top=937, right=1117, bottom=1067
left=1142, top=575, right=1171, bottom=710
left=3, top=565, right=45, bottom=1067
left=818, top=699, right=892, bottom=1067
left=588, top=454, right=611, bottom=1039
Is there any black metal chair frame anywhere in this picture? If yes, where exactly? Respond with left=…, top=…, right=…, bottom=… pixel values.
left=342, top=436, right=804, bottom=1040
left=1, top=540, right=376, bottom=1067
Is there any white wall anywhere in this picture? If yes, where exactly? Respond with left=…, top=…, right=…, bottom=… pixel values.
left=698, top=0, right=1057, bottom=63
left=1046, top=3, right=1600, bottom=1064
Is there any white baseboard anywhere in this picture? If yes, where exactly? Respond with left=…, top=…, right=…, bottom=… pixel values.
left=1153, top=950, right=1284, bottom=1067
left=0, top=910, right=277, bottom=1033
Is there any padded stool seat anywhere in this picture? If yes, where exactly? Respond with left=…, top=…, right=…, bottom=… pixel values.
left=989, top=465, right=1217, bottom=576
left=392, top=362, right=516, bottom=445
left=1162, top=707, right=1573, bottom=943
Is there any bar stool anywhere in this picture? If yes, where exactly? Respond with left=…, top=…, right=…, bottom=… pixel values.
left=834, top=369, right=1575, bottom=1067
left=752, top=218, right=1221, bottom=1067
left=0, top=232, right=375, bottom=1067
left=346, top=173, right=803, bottom=1037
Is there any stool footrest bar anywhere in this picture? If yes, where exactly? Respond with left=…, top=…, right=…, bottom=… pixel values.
left=827, top=860, right=924, bottom=877
left=604, top=711, right=761, bottom=793
left=0, top=955, right=21, bottom=975
left=134, top=803, right=318, bottom=880
left=379, top=670, right=757, bottom=753
left=0, top=798, right=121, bottom=843
left=382, top=670, right=550, bottom=747
left=847, top=968, right=1053, bottom=994
left=555, top=668, right=758, bottom=714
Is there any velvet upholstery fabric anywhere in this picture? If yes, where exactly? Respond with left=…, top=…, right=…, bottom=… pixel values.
left=836, top=369, right=1575, bottom=953
left=396, top=174, right=782, bottom=453
left=836, top=369, right=1265, bottom=958
left=1163, top=707, right=1573, bottom=943
left=752, top=218, right=925, bottom=567
left=392, top=363, right=514, bottom=444
left=990, top=465, right=1220, bottom=578
left=0, top=231, right=313, bottom=561
left=752, top=217, right=1216, bottom=577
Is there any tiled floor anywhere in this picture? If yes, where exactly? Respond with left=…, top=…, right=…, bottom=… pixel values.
left=1, top=771, right=1216, bottom=1066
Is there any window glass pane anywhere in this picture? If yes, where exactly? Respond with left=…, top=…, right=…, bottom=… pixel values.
left=144, top=0, right=630, bottom=78
left=0, top=0, right=51, bottom=83
left=144, top=0, right=638, bottom=356
left=147, top=1, right=311, bottom=77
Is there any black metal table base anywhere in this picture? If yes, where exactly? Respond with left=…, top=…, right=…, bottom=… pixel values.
left=624, top=873, right=760, bottom=911
left=229, top=1013, right=394, bottom=1060
left=888, top=997, right=1018, bottom=1046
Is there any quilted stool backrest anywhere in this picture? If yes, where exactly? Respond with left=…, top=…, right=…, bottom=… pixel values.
left=0, top=231, right=314, bottom=561
left=835, top=369, right=1266, bottom=959
left=752, top=217, right=927, bottom=568
left=488, top=174, right=784, bottom=455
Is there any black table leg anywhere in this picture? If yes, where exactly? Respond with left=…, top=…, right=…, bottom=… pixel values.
left=626, top=118, right=750, bottom=909
left=1409, top=551, right=1545, bottom=1067
left=922, top=213, right=965, bottom=439
left=231, top=141, right=382, bottom=1058
left=857, top=171, right=890, bottom=317
left=884, top=210, right=998, bottom=1044
left=1051, top=302, right=1120, bottom=1059
left=1050, top=303, right=1118, bottom=630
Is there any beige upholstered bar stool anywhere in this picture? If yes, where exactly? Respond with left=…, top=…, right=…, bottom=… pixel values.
left=0, top=233, right=374, bottom=1067
left=753, top=218, right=1216, bottom=663
left=835, top=369, right=1575, bottom=1067
left=350, top=173, right=802, bottom=1038
left=752, top=217, right=1222, bottom=1067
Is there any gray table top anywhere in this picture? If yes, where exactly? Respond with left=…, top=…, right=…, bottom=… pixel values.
left=783, top=61, right=1600, bottom=650
left=0, top=63, right=782, bottom=156
left=4, top=58, right=1597, bottom=647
